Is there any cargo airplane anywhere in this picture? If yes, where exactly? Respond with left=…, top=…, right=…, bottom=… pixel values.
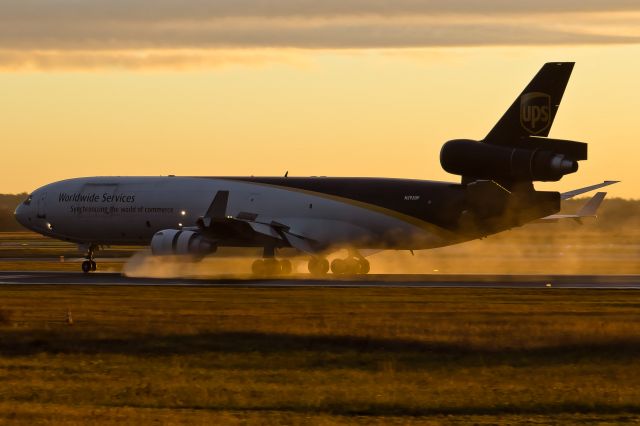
left=15, top=63, right=617, bottom=275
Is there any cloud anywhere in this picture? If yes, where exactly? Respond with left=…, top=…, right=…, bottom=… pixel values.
left=1, top=13, right=639, bottom=50
left=0, top=49, right=305, bottom=71
left=0, top=1, right=638, bottom=70
left=3, top=0, right=640, bottom=20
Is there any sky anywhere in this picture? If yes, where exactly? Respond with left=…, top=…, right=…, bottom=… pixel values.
left=1, top=0, right=639, bottom=198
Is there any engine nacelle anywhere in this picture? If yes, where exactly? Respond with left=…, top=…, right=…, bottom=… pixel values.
left=150, top=229, right=215, bottom=256
left=440, top=139, right=579, bottom=182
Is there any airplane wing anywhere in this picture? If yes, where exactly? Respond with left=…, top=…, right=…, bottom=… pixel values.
left=191, top=190, right=321, bottom=254
left=539, top=192, right=607, bottom=223
left=561, top=181, right=619, bottom=200
left=247, top=220, right=318, bottom=254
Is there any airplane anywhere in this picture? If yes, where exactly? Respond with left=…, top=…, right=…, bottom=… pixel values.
left=14, top=62, right=618, bottom=275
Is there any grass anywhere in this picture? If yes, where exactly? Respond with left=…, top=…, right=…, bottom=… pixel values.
left=1, top=230, right=639, bottom=423
left=1, top=286, right=640, bottom=424
left=0, top=231, right=139, bottom=260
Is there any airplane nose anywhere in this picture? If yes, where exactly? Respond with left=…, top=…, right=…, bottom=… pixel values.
left=14, top=204, right=24, bottom=225
left=14, top=204, right=28, bottom=228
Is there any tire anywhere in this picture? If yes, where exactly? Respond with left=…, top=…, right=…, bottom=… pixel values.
left=263, top=259, right=281, bottom=275
left=308, top=258, right=329, bottom=276
left=308, top=258, right=318, bottom=274
left=280, top=259, right=292, bottom=275
left=331, top=259, right=347, bottom=275
left=90, top=260, right=97, bottom=271
left=358, top=258, right=370, bottom=274
left=343, top=258, right=360, bottom=275
left=81, top=260, right=92, bottom=274
left=317, top=258, right=330, bottom=275
left=251, top=259, right=265, bottom=275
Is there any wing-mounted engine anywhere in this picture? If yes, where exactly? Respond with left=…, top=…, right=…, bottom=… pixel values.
left=150, top=229, right=216, bottom=256
left=149, top=191, right=233, bottom=257
left=150, top=189, right=320, bottom=257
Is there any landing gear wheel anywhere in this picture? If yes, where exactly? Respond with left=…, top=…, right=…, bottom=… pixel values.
left=308, top=258, right=329, bottom=276
left=358, top=258, right=370, bottom=274
left=81, top=243, right=98, bottom=274
left=344, top=258, right=361, bottom=275
left=331, top=257, right=370, bottom=275
left=253, top=259, right=291, bottom=276
left=331, top=258, right=347, bottom=275
left=252, top=259, right=266, bottom=275
left=263, top=259, right=282, bottom=275
left=81, top=260, right=92, bottom=274
left=280, top=259, right=292, bottom=275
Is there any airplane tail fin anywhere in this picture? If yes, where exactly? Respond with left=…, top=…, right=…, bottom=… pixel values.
left=440, top=62, right=586, bottom=187
left=484, top=62, right=574, bottom=144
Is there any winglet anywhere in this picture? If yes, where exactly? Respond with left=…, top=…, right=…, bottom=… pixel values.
left=205, top=190, right=229, bottom=219
left=198, top=190, right=230, bottom=227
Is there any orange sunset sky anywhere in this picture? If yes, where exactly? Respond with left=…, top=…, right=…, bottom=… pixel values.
left=1, top=1, right=639, bottom=198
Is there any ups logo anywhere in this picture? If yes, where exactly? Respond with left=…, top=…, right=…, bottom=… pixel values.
left=520, top=92, right=551, bottom=134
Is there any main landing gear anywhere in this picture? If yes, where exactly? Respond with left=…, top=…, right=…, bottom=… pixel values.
left=308, top=257, right=330, bottom=276
left=251, top=246, right=292, bottom=276
left=251, top=258, right=292, bottom=276
left=308, top=251, right=370, bottom=276
left=251, top=248, right=371, bottom=276
left=330, top=255, right=370, bottom=275
left=81, top=244, right=98, bottom=274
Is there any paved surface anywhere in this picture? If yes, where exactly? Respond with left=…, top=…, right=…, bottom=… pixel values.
left=0, top=271, right=639, bottom=288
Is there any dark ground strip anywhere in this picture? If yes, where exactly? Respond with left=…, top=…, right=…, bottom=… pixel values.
left=0, top=271, right=639, bottom=288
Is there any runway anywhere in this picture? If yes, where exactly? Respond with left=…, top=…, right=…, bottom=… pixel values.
left=0, top=271, right=640, bottom=288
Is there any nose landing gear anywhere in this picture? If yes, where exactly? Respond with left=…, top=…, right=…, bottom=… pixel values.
left=81, top=244, right=98, bottom=274
left=81, top=260, right=97, bottom=274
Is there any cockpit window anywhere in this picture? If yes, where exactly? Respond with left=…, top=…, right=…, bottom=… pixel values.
left=23, top=194, right=32, bottom=206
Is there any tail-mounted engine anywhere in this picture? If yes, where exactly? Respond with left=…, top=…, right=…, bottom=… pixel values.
left=150, top=229, right=216, bottom=256
left=440, top=137, right=587, bottom=182
left=441, top=137, right=585, bottom=235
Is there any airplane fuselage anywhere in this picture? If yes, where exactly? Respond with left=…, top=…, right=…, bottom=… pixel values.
left=16, top=176, right=472, bottom=251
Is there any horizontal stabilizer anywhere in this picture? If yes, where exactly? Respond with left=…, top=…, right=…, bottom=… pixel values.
left=539, top=192, right=607, bottom=223
left=561, top=181, right=619, bottom=200
left=577, top=192, right=606, bottom=216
